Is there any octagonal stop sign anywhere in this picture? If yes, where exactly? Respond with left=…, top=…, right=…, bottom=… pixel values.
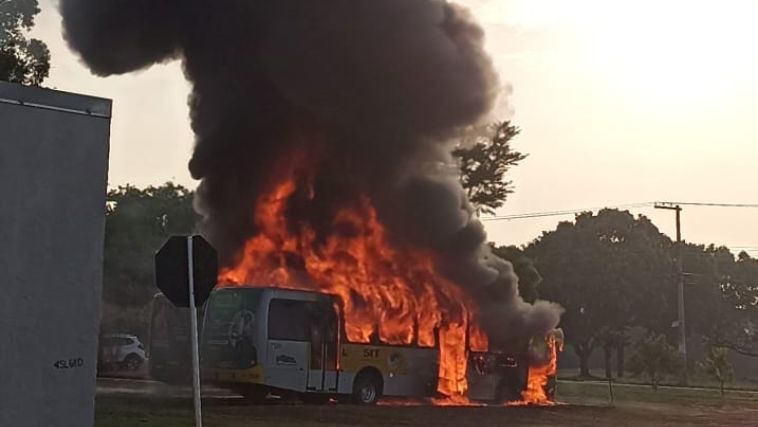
left=155, top=235, right=218, bottom=307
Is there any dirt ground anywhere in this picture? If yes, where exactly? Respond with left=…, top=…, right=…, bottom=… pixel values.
left=95, top=379, right=758, bottom=427
left=94, top=397, right=758, bottom=427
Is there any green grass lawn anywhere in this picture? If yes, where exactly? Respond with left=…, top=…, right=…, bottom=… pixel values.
left=556, top=379, right=758, bottom=408
left=557, top=368, right=758, bottom=391
left=95, top=380, right=758, bottom=427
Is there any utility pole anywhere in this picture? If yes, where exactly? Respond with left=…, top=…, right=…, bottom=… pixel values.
left=654, top=202, right=687, bottom=384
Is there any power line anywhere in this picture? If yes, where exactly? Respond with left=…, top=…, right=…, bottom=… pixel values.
left=481, top=200, right=758, bottom=222
left=480, top=202, right=654, bottom=221
left=655, top=201, right=758, bottom=208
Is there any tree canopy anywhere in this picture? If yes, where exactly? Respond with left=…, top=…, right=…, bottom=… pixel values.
left=103, top=183, right=198, bottom=307
left=687, top=246, right=758, bottom=357
left=0, top=0, right=50, bottom=86
left=525, top=209, right=678, bottom=376
left=491, top=244, right=541, bottom=304
left=453, top=121, right=526, bottom=215
left=519, top=206, right=758, bottom=381
left=719, top=252, right=758, bottom=356
left=628, top=332, right=681, bottom=391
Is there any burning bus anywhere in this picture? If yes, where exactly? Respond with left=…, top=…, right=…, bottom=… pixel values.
left=188, top=169, right=564, bottom=405
left=148, top=151, right=565, bottom=405
left=151, top=285, right=561, bottom=405
left=149, top=175, right=564, bottom=405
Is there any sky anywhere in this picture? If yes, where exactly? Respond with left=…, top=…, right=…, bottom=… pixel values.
left=32, top=0, right=758, bottom=253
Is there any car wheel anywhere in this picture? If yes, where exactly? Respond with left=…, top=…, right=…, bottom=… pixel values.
left=352, top=371, right=382, bottom=405
left=123, top=354, right=143, bottom=371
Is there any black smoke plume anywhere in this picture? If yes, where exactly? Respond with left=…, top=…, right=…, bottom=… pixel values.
left=60, top=0, right=561, bottom=346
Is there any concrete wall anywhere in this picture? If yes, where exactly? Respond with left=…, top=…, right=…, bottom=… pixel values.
left=0, top=82, right=111, bottom=427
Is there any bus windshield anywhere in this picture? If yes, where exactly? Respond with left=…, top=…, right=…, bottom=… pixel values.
left=202, top=288, right=263, bottom=370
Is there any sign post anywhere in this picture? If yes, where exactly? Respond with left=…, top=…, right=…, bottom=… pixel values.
left=187, top=236, right=202, bottom=427
left=155, top=235, right=218, bottom=427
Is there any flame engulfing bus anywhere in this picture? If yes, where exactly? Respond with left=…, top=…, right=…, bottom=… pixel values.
left=160, top=286, right=561, bottom=404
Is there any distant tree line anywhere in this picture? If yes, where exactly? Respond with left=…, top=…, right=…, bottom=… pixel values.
left=103, top=183, right=197, bottom=308
left=452, top=122, right=757, bottom=380
left=519, top=209, right=758, bottom=379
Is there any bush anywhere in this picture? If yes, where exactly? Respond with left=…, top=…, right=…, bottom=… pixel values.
left=698, top=346, right=733, bottom=397
left=628, top=333, right=681, bottom=391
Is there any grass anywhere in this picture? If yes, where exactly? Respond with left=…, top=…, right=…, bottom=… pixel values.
left=557, top=368, right=758, bottom=392
left=556, top=379, right=758, bottom=407
left=95, top=380, right=758, bottom=427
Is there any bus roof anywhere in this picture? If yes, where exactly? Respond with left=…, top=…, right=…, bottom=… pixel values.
left=211, top=286, right=338, bottom=303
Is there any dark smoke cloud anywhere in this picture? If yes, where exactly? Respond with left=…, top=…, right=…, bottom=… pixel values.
left=61, top=0, right=561, bottom=345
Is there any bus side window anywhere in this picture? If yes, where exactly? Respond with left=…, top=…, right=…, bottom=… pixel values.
left=324, top=306, right=338, bottom=370
left=267, top=299, right=309, bottom=341
left=296, top=301, right=339, bottom=371
left=308, top=305, right=324, bottom=370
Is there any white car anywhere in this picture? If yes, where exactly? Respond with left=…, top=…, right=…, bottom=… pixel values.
left=99, top=333, right=147, bottom=371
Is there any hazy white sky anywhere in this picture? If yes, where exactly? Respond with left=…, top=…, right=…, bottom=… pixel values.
left=33, top=0, right=758, bottom=253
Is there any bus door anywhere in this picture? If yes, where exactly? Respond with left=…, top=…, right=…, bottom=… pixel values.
left=306, top=302, right=339, bottom=392
left=265, top=299, right=310, bottom=392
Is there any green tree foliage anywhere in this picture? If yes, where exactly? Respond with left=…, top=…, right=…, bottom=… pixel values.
left=692, top=248, right=758, bottom=357
left=453, top=121, right=526, bottom=215
left=677, top=244, right=734, bottom=344
left=698, top=346, right=733, bottom=397
left=628, top=333, right=681, bottom=391
left=0, top=0, right=50, bottom=85
left=490, top=244, right=541, bottom=304
left=104, top=183, right=198, bottom=308
left=525, top=209, right=677, bottom=377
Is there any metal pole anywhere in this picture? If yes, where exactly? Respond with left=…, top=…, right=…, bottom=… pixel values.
left=654, top=203, right=688, bottom=384
left=674, top=207, right=688, bottom=384
left=187, top=236, right=203, bottom=427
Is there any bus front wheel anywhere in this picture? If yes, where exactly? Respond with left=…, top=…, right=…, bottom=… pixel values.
left=352, top=370, right=383, bottom=405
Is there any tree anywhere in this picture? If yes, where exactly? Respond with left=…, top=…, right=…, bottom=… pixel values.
left=597, top=326, right=625, bottom=379
left=103, top=183, right=198, bottom=308
left=628, top=333, right=681, bottom=391
left=491, top=245, right=541, bottom=304
left=698, top=346, right=733, bottom=397
left=0, top=0, right=50, bottom=85
left=693, top=249, right=758, bottom=357
left=525, top=209, right=677, bottom=378
left=670, top=244, right=758, bottom=359
left=453, top=121, right=526, bottom=215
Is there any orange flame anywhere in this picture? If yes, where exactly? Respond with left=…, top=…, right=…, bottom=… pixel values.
left=517, top=335, right=558, bottom=405
left=218, top=149, right=485, bottom=398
